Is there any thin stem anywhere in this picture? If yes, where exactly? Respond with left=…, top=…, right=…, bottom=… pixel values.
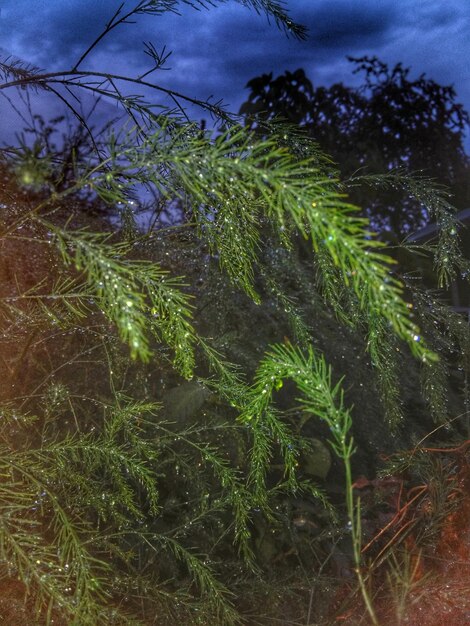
left=341, top=437, right=379, bottom=625
left=0, top=69, right=236, bottom=122
left=72, top=1, right=171, bottom=72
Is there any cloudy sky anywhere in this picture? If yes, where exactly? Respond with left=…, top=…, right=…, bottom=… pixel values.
left=0, top=0, right=469, bottom=142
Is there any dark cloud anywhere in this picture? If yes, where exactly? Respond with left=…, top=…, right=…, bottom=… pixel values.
left=0, top=0, right=469, bottom=143
left=1, top=0, right=112, bottom=68
left=305, top=1, right=397, bottom=49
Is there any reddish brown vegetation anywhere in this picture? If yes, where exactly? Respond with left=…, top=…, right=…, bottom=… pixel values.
left=332, top=445, right=470, bottom=625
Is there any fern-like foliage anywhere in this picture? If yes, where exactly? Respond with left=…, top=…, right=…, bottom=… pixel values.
left=367, top=310, right=404, bottom=430
left=68, top=124, right=432, bottom=363
left=239, top=343, right=354, bottom=511
left=48, top=224, right=196, bottom=375
left=346, top=168, right=470, bottom=287
left=0, top=403, right=162, bottom=625
left=0, top=2, right=468, bottom=623
left=241, top=342, right=354, bottom=455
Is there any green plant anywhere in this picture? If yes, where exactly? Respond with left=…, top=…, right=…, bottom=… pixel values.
left=0, top=2, right=469, bottom=624
left=239, top=342, right=378, bottom=623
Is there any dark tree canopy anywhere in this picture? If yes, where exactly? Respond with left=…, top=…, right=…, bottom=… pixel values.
left=240, top=57, right=470, bottom=235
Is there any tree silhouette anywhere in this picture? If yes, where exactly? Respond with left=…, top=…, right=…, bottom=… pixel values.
left=241, top=57, right=470, bottom=234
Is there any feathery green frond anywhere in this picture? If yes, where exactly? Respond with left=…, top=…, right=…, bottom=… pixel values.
left=0, top=2, right=468, bottom=622
left=261, top=269, right=312, bottom=346
left=84, top=123, right=431, bottom=361
left=47, top=223, right=196, bottom=374
left=348, top=168, right=468, bottom=287
left=155, top=535, right=241, bottom=625
left=239, top=343, right=352, bottom=510
left=367, top=310, right=404, bottom=430
left=0, top=446, right=110, bottom=625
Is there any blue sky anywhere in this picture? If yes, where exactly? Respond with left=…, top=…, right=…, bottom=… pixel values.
left=0, top=0, right=469, bottom=142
